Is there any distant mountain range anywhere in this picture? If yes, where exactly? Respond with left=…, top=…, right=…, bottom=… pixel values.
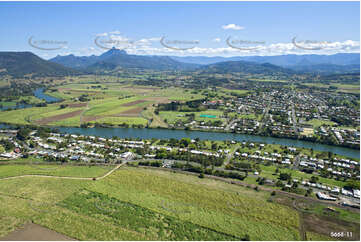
left=0, top=52, right=79, bottom=77
left=199, top=61, right=295, bottom=75
left=51, top=49, right=359, bottom=75
left=50, top=48, right=198, bottom=71
left=171, top=53, right=360, bottom=74
left=0, top=49, right=359, bottom=78
left=171, top=53, right=360, bottom=66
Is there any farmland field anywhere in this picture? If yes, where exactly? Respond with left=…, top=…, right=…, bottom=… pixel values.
left=0, top=83, right=207, bottom=128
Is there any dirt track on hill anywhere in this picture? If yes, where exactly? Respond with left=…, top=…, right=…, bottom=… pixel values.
left=115, top=107, right=144, bottom=117
left=121, top=100, right=146, bottom=107
left=0, top=164, right=122, bottom=181
left=68, top=103, right=87, bottom=108
left=35, top=110, right=83, bottom=125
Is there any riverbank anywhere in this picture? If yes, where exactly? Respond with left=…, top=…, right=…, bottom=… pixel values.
left=0, top=88, right=61, bottom=111
left=0, top=123, right=359, bottom=159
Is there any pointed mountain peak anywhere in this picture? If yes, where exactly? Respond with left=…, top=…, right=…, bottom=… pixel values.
left=100, top=47, right=127, bottom=58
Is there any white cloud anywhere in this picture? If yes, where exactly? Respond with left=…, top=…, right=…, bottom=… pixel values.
left=96, top=32, right=108, bottom=37
left=135, top=37, right=161, bottom=46
left=222, top=24, right=244, bottom=30
left=109, top=30, right=121, bottom=35
left=213, top=38, right=221, bottom=43
left=42, top=38, right=358, bottom=59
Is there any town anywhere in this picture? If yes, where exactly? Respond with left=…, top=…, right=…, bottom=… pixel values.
left=157, top=85, right=360, bottom=149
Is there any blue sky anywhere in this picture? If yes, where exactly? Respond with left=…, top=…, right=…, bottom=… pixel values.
left=0, top=1, right=359, bottom=58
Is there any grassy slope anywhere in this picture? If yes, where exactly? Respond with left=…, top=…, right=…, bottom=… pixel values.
left=0, top=166, right=301, bottom=241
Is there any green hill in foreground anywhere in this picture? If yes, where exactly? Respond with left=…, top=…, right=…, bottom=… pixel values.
left=0, top=165, right=359, bottom=241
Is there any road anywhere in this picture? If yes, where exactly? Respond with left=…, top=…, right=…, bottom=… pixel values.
left=291, top=104, right=298, bottom=133
left=225, top=118, right=241, bottom=131
left=292, top=155, right=300, bottom=170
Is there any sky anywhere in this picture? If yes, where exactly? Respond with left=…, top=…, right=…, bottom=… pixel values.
left=0, top=1, right=359, bottom=59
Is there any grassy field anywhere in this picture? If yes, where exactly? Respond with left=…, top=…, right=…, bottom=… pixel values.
left=0, top=164, right=359, bottom=240
left=84, top=97, right=142, bottom=116
left=306, top=119, right=337, bottom=128
left=0, top=79, right=9, bottom=88
left=0, top=106, right=60, bottom=125
left=159, top=110, right=225, bottom=125
left=0, top=165, right=303, bottom=241
left=141, top=106, right=168, bottom=128
left=334, top=83, right=360, bottom=94
left=304, top=82, right=360, bottom=94
left=89, top=117, right=148, bottom=126
left=239, top=113, right=261, bottom=120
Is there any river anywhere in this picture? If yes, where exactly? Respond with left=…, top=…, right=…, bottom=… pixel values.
left=0, top=88, right=60, bottom=110
left=54, top=126, right=359, bottom=159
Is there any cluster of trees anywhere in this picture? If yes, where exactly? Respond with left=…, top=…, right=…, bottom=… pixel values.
left=157, top=99, right=206, bottom=112
left=0, top=81, right=41, bottom=99
left=154, top=149, right=224, bottom=167
left=171, top=162, right=247, bottom=181
left=227, top=161, right=253, bottom=171
left=78, top=94, right=90, bottom=102
left=0, top=139, right=14, bottom=151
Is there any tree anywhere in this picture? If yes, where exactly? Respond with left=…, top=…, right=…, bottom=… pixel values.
left=344, top=179, right=360, bottom=190
left=279, top=173, right=292, bottom=181
left=276, top=180, right=283, bottom=187
left=310, top=176, right=319, bottom=184
left=180, top=138, right=191, bottom=147
left=16, top=128, right=31, bottom=141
